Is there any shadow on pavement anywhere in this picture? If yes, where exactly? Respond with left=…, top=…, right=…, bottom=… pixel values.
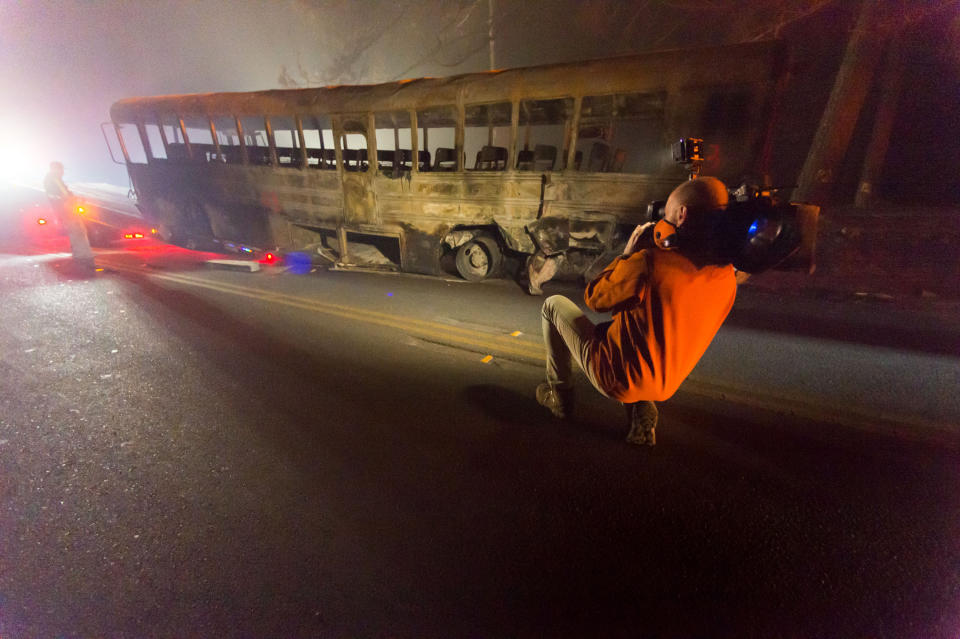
left=464, top=383, right=628, bottom=443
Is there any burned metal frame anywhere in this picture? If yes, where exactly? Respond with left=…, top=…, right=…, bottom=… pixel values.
left=108, top=40, right=787, bottom=283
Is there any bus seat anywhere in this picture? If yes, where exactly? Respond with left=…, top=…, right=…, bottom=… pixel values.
left=392, top=149, right=424, bottom=170
left=305, top=148, right=337, bottom=169
left=192, top=144, right=217, bottom=162
left=586, top=142, right=609, bottom=172
left=222, top=146, right=243, bottom=164
left=248, top=146, right=272, bottom=166
left=433, top=147, right=456, bottom=171
left=376, top=149, right=396, bottom=169
left=321, top=148, right=337, bottom=169
left=276, top=147, right=302, bottom=168
left=474, top=145, right=507, bottom=171
left=533, top=145, right=557, bottom=171
left=343, top=148, right=366, bottom=171
left=417, top=150, right=430, bottom=170
left=166, top=143, right=189, bottom=161
left=608, top=148, right=627, bottom=172
left=559, top=149, right=583, bottom=170
left=517, top=149, right=534, bottom=170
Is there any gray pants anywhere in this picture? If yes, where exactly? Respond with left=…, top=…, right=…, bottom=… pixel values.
left=61, top=209, right=94, bottom=262
left=541, top=295, right=611, bottom=398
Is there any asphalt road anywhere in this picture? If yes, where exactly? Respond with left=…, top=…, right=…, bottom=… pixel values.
left=1, top=190, right=959, bottom=638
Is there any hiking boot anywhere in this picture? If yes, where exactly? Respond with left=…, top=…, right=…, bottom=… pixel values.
left=625, top=401, right=658, bottom=446
left=536, top=383, right=573, bottom=419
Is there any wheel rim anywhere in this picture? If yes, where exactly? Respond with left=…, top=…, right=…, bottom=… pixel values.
left=461, top=242, right=489, bottom=277
left=467, top=244, right=489, bottom=270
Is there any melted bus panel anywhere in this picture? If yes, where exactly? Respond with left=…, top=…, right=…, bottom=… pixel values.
left=109, top=41, right=788, bottom=283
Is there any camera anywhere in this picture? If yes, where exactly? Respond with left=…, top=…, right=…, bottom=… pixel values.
left=645, top=138, right=805, bottom=274
left=646, top=185, right=802, bottom=273
left=721, top=189, right=802, bottom=273
left=672, top=137, right=703, bottom=165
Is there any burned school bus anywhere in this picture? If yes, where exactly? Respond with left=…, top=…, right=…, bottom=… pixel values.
left=105, top=40, right=796, bottom=287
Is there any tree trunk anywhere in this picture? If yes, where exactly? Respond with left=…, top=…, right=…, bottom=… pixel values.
left=793, top=0, right=885, bottom=204
left=855, top=31, right=906, bottom=209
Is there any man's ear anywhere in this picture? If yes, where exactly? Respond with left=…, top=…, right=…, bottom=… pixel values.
left=676, top=205, right=688, bottom=227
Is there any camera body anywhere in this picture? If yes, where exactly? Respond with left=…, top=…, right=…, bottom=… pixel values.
left=645, top=139, right=804, bottom=274
left=672, top=137, right=704, bottom=178
left=672, top=137, right=703, bottom=165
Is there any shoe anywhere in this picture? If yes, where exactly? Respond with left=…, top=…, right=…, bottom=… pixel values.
left=536, top=382, right=573, bottom=419
left=625, top=401, right=658, bottom=446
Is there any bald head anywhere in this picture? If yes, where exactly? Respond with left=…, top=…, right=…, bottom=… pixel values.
left=664, top=176, right=728, bottom=227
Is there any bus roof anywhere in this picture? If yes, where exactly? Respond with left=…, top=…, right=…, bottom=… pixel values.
left=110, top=40, right=783, bottom=121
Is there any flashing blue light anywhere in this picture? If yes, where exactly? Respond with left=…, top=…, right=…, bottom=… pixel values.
left=240, top=246, right=253, bottom=253
left=285, top=251, right=312, bottom=274
left=387, top=292, right=393, bottom=297
left=747, top=220, right=759, bottom=237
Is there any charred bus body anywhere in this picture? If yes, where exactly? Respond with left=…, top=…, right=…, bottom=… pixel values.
left=106, top=41, right=805, bottom=284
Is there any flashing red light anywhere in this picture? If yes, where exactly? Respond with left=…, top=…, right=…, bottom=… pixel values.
left=37, top=218, right=47, bottom=225
left=260, top=252, right=280, bottom=265
left=134, top=232, right=143, bottom=238
left=123, top=233, right=133, bottom=239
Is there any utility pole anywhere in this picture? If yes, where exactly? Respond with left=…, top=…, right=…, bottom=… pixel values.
left=488, top=0, right=495, bottom=71
left=487, top=0, right=496, bottom=146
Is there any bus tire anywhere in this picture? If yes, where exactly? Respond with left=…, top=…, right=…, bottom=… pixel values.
left=455, top=234, right=502, bottom=281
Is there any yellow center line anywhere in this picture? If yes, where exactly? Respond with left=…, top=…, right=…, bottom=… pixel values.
left=100, top=260, right=546, bottom=361
left=96, top=258, right=958, bottom=443
left=116, top=263, right=543, bottom=348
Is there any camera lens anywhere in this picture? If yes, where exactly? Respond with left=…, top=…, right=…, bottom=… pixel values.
left=647, top=200, right=666, bottom=221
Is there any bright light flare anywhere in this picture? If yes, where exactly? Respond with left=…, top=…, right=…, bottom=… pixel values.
left=0, top=116, right=51, bottom=186
left=37, top=218, right=47, bottom=225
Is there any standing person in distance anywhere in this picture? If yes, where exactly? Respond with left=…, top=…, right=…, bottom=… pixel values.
left=44, top=161, right=95, bottom=271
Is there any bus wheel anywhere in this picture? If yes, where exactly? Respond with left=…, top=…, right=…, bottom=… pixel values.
left=455, top=235, right=502, bottom=281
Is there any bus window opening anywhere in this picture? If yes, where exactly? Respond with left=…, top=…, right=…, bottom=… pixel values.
left=162, top=116, right=188, bottom=161
left=240, top=116, right=271, bottom=166
left=518, top=98, right=573, bottom=171
left=117, top=123, right=148, bottom=164
left=417, top=106, right=457, bottom=172
left=270, top=116, right=303, bottom=169
left=302, top=115, right=335, bottom=170
left=212, top=116, right=242, bottom=164
left=464, top=102, right=512, bottom=171
left=374, top=111, right=412, bottom=178
left=183, top=116, right=216, bottom=163
left=576, top=92, right=665, bottom=174
left=143, top=119, right=167, bottom=161
left=340, top=118, right=368, bottom=173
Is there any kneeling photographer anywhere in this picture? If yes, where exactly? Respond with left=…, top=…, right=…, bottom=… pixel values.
left=536, top=176, right=738, bottom=446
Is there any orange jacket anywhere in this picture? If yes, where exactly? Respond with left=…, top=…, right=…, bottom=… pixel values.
left=585, top=248, right=736, bottom=403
